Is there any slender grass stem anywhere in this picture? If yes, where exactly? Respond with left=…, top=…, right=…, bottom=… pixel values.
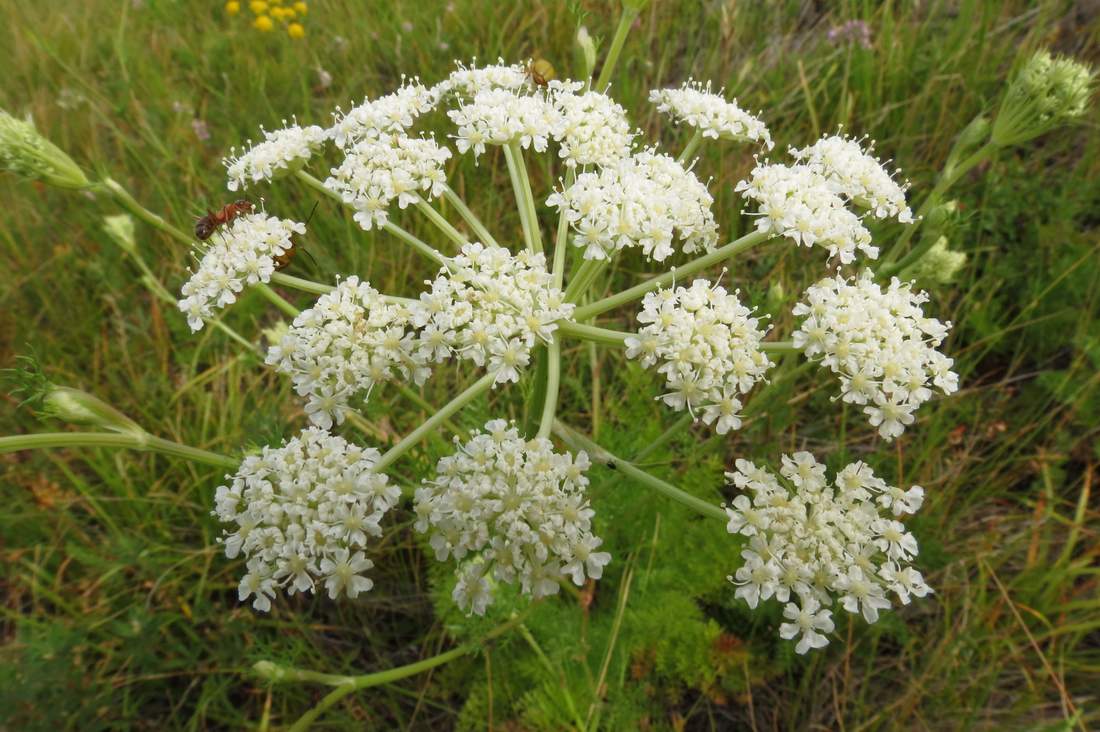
left=414, top=197, right=469, bottom=250
left=676, top=130, right=704, bottom=165
left=373, top=372, right=495, bottom=473
left=595, top=6, right=640, bottom=92
left=536, top=339, right=561, bottom=439
left=573, top=230, right=772, bottom=320
left=274, top=609, right=532, bottom=732
left=442, top=185, right=499, bottom=248
left=0, top=432, right=239, bottom=469
left=556, top=321, right=631, bottom=346
left=254, top=283, right=300, bottom=318
left=503, top=144, right=544, bottom=254
left=552, top=420, right=727, bottom=522
left=98, top=178, right=193, bottom=246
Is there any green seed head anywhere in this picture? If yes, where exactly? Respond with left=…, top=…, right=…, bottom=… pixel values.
left=0, top=108, right=92, bottom=189
left=102, top=214, right=137, bottom=255
left=909, top=236, right=967, bottom=286
left=992, top=50, right=1094, bottom=147
left=43, top=386, right=145, bottom=437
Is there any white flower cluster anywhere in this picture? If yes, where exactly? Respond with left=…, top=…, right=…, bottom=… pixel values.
left=178, top=213, right=305, bottom=331
left=725, top=453, right=930, bottom=653
left=414, top=419, right=608, bottom=615
left=413, top=243, right=574, bottom=384
left=329, top=78, right=440, bottom=148
left=792, top=271, right=958, bottom=440
left=736, top=162, right=876, bottom=263
left=224, top=121, right=326, bottom=191
left=625, top=279, right=772, bottom=433
left=434, top=58, right=530, bottom=98
left=649, top=80, right=773, bottom=149
left=214, top=427, right=400, bottom=612
left=266, top=277, right=428, bottom=430
left=548, top=150, right=719, bottom=261
left=554, top=90, right=634, bottom=168
left=323, top=132, right=451, bottom=231
left=791, top=134, right=913, bottom=222
left=447, top=86, right=563, bottom=160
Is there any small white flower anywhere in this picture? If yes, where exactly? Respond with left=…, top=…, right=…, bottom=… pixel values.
left=650, top=79, right=772, bottom=149
left=626, top=279, right=772, bottom=431
left=213, top=428, right=397, bottom=612
left=792, top=271, right=958, bottom=440
left=779, top=596, right=835, bottom=654
left=790, top=133, right=913, bottom=222
left=329, top=77, right=439, bottom=147
left=178, top=212, right=305, bottom=331
left=415, top=420, right=604, bottom=614
left=224, top=119, right=326, bottom=191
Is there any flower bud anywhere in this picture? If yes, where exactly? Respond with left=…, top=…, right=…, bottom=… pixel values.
left=251, top=661, right=287, bottom=682
left=907, top=236, right=967, bottom=285
left=574, top=26, right=597, bottom=81
left=43, top=386, right=144, bottom=436
left=992, top=50, right=1094, bottom=147
left=102, top=214, right=137, bottom=255
left=0, top=109, right=92, bottom=189
left=922, top=200, right=958, bottom=234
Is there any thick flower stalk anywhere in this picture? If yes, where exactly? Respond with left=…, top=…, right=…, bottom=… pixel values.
left=214, top=427, right=399, bottom=611
left=625, top=278, right=773, bottom=433
left=725, top=453, right=930, bottom=653
left=792, top=271, right=958, bottom=439
left=414, top=419, right=608, bottom=614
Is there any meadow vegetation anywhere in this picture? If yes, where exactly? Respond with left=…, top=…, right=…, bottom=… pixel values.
left=1, top=0, right=1098, bottom=729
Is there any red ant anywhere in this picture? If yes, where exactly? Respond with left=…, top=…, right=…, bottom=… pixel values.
left=194, top=199, right=254, bottom=240
left=273, top=201, right=320, bottom=271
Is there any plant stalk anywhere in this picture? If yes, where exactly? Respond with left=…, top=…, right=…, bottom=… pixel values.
left=676, top=129, right=704, bottom=164
left=0, top=431, right=239, bottom=469
left=502, top=142, right=542, bottom=254
left=536, top=339, right=561, bottom=439
left=442, top=185, right=499, bottom=248
left=595, top=6, right=641, bottom=92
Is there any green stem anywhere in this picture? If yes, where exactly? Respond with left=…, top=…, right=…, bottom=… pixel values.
left=595, top=6, right=641, bottom=92
left=254, top=283, right=300, bottom=318
left=631, top=412, right=694, bottom=462
left=0, top=432, right=238, bottom=469
left=395, top=383, right=468, bottom=441
left=502, top=143, right=542, bottom=254
left=676, top=129, right=704, bottom=165
left=573, top=230, right=772, bottom=320
left=382, top=221, right=451, bottom=268
left=442, top=185, right=499, bottom=248
left=563, top=258, right=607, bottom=303
left=373, top=372, right=495, bottom=473
left=295, top=169, right=343, bottom=205
left=557, top=321, right=630, bottom=346
left=98, top=178, right=193, bottom=246
left=552, top=421, right=727, bottom=522
left=761, top=340, right=798, bottom=353
left=536, top=339, right=561, bottom=440
left=276, top=610, right=531, bottom=732
left=879, top=141, right=996, bottom=272
left=552, top=169, right=576, bottom=290
left=414, top=197, right=469, bottom=250
left=270, top=272, right=333, bottom=295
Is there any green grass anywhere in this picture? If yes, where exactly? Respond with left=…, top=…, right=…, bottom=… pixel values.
left=2, top=0, right=1099, bottom=729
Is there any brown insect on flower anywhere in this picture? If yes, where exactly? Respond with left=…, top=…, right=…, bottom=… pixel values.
left=273, top=201, right=319, bottom=271
left=194, top=199, right=254, bottom=240
left=526, top=58, right=556, bottom=87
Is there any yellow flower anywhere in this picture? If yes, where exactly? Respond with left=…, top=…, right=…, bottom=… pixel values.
left=283, top=7, right=296, bottom=19
left=253, top=14, right=274, bottom=31
left=294, top=1, right=307, bottom=14
left=225, top=1, right=241, bottom=15
left=287, top=22, right=305, bottom=38
left=270, top=6, right=284, bottom=19
left=249, top=0, right=268, bottom=14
